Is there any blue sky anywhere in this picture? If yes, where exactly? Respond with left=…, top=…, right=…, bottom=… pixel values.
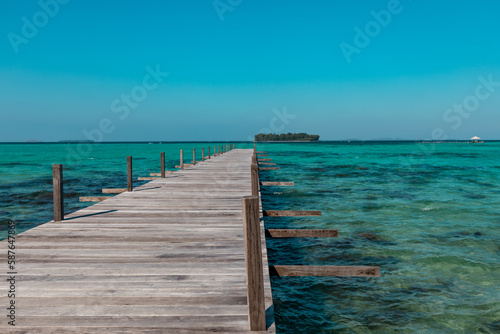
left=1, top=0, right=499, bottom=141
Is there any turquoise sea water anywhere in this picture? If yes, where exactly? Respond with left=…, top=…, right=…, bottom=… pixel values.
left=1, top=142, right=499, bottom=333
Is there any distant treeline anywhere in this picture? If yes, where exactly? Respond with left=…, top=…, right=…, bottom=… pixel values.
left=254, top=133, right=320, bottom=142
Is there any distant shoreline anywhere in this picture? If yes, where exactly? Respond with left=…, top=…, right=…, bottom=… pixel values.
left=1, top=140, right=499, bottom=144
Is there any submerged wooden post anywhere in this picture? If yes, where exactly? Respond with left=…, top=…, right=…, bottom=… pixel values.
left=202, top=147, right=205, bottom=162
left=241, top=196, right=266, bottom=331
left=53, top=164, right=64, bottom=221
left=180, top=150, right=184, bottom=170
left=127, top=156, right=133, bottom=192
left=251, top=163, right=259, bottom=196
left=161, top=152, right=165, bottom=178
left=193, top=148, right=196, bottom=165
left=208, top=146, right=211, bottom=159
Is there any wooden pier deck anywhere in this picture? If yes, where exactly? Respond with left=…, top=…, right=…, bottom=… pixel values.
left=1, top=149, right=274, bottom=333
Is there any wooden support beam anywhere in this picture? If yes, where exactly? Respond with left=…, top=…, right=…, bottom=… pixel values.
left=258, top=162, right=276, bottom=165
left=138, top=177, right=160, bottom=181
left=259, top=167, right=279, bottom=171
left=79, top=196, right=112, bottom=202
left=208, top=146, right=211, bottom=159
left=266, top=229, right=338, bottom=238
left=263, top=210, right=321, bottom=217
left=161, top=152, right=165, bottom=178
left=180, top=150, right=184, bottom=170
left=258, top=158, right=272, bottom=161
left=202, top=147, right=205, bottom=162
left=102, top=188, right=127, bottom=194
left=175, top=163, right=193, bottom=168
left=193, top=148, right=196, bottom=165
left=256, top=151, right=265, bottom=153
left=150, top=171, right=173, bottom=176
left=260, top=181, right=294, bottom=186
left=127, top=156, right=133, bottom=192
left=241, top=196, right=266, bottom=331
left=52, top=164, right=64, bottom=221
left=270, top=265, right=380, bottom=277
left=257, top=154, right=268, bottom=157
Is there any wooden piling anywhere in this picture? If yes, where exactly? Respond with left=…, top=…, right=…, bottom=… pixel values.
left=251, top=163, right=259, bottom=197
left=161, top=152, right=165, bottom=178
left=202, top=147, right=205, bottom=162
left=193, top=148, right=196, bottom=165
left=52, top=164, right=64, bottom=221
left=180, top=150, right=184, bottom=170
left=241, top=196, right=266, bottom=331
left=208, top=146, right=211, bottom=159
left=127, top=156, right=133, bottom=192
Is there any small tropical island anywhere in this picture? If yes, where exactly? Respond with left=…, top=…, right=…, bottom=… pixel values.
left=254, top=132, right=320, bottom=142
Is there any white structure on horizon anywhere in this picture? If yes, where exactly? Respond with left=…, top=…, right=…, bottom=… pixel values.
left=471, top=136, right=481, bottom=142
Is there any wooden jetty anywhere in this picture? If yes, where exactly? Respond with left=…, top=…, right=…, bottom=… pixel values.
left=0, top=148, right=275, bottom=333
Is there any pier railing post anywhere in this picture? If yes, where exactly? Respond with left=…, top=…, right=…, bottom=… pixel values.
left=241, top=196, right=266, bottom=331
left=251, top=163, right=259, bottom=197
left=202, top=147, right=205, bottom=162
left=127, top=156, right=133, bottom=192
left=208, top=146, right=211, bottom=159
left=161, top=152, right=165, bottom=178
left=180, top=150, right=184, bottom=170
left=53, top=164, right=64, bottom=221
left=193, top=148, right=196, bottom=165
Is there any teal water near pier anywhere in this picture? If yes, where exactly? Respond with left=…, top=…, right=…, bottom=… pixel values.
left=1, top=141, right=499, bottom=333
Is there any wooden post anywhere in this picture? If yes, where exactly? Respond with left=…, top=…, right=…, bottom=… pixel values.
left=251, top=163, right=259, bottom=197
left=252, top=154, right=257, bottom=166
left=161, top=152, right=165, bottom=178
left=193, top=148, right=196, bottom=165
left=202, top=147, right=205, bottom=162
left=253, top=143, right=256, bottom=154
left=208, top=146, right=211, bottom=159
left=127, top=156, right=133, bottom=192
left=52, top=164, right=64, bottom=221
left=180, top=150, right=184, bottom=170
left=241, top=196, right=265, bottom=331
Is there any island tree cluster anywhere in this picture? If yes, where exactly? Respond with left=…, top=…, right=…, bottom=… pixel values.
left=254, top=133, right=320, bottom=142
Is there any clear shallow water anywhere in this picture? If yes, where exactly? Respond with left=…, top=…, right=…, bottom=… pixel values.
left=1, top=142, right=499, bottom=333
left=256, top=142, right=500, bottom=333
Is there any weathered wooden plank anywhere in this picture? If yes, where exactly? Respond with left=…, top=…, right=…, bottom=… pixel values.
left=258, top=159, right=272, bottom=161
left=270, top=265, right=380, bottom=277
left=259, top=167, right=279, bottom=171
left=256, top=151, right=265, bottom=153
left=263, top=210, right=321, bottom=217
left=138, top=177, right=161, bottom=180
left=260, top=182, right=294, bottom=186
left=258, top=162, right=276, bottom=165
left=266, top=229, right=338, bottom=238
left=0, top=149, right=275, bottom=333
left=79, top=196, right=112, bottom=202
left=102, top=188, right=127, bottom=194
left=256, top=155, right=268, bottom=157
left=150, top=171, right=174, bottom=176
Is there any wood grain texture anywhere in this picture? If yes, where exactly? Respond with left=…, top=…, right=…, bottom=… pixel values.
left=102, top=188, right=127, bottom=194
left=260, top=182, right=294, bottom=186
left=0, top=149, right=275, bottom=333
left=271, top=265, right=380, bottom=277
left=263, top=210, right=321, bottom=217
left=259, top=167, right=280, bottom=171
